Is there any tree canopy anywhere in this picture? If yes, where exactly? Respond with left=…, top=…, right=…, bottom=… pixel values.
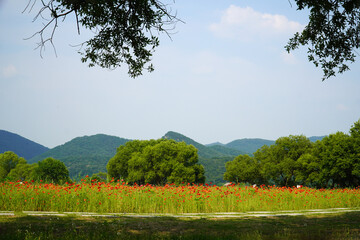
left=224, top=119, right=360, bottom=188
left=286, top=0, right=360, bottom=80
left=107, top=139, right=205, bottom=185
left=26, top=0, right=359, bottom=79
left=25, top=0, right=178, bottom=78
left=35, top=157, right=70, bottom=183
left=0, top=151, right=26, bottom=180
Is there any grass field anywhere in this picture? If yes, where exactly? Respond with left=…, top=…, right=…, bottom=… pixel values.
left=1, top=180, right=360, bottom=239
left=2, top=180, right=360, bottom=213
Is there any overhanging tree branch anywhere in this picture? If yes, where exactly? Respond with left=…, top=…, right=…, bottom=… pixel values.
left=24, top=0, right=181, bottom=78
left=286, top=0, right=360, bottom=80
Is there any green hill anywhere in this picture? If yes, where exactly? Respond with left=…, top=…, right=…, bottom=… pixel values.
left=25, top=131, right=326, bottom=184
left=163, top=131, right=246, bottom=184
left=163, top=131, right=244, bottom=158
left=224, top=138, right=276, bottom=155
left=29, top=134, right=130, bottom=178
left=0, top=130, right=49, bottom=159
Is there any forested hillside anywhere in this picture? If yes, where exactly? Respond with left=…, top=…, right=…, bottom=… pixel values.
left=207, top=136, right=325, bottom=155
left=163, top=131, right=245, bottom=158
left=4, top=129, right=327, bottom=184
left=29, top=134, right=130, bottom=178
left=0, top=130, right=49, bottom=159
left=163, top=131, right=246, bottom=184
left=220, top=139, right=275, bottom=155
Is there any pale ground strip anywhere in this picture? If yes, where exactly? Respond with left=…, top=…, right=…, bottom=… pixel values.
left=1, top=208, right=360, bottom=218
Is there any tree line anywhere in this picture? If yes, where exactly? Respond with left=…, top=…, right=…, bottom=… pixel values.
left=0, top=153, right=70, bottom=184
left=224, top=120, right=360, bottom=188
left=0, top=139, right=205, bottom=185
left=1, top=119, right=359, bottom=187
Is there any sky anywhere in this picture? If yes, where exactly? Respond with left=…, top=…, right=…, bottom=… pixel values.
left=0, top=1, right=359, bottom=148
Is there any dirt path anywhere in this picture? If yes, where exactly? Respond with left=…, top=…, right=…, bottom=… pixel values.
left=1, top=208, right=360, bottom=218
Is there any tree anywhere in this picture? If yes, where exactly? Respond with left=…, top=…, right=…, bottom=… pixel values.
left=350, top=119, right=360, bottom=178
left=295, top=152, right=321, bottom=187
left=25, top=0, right=179, bottom=78
left=308, top=132, right=358, bottom=187
left=34, top=157, right=70, bottom=183
left=26, top=1, right=359, bottom=80
left=107, top=139, right=205, bottom=185
left=223, top=154, right=262, bottom=184
left=286, top=0, right=360, bottom=80
left=91, top=172, right=108, bottom=182
left=255, top=135, right=313, bottom=187
left=8, top=163, right=38, bottom=181
left=0, top=151, right=26, bottom=180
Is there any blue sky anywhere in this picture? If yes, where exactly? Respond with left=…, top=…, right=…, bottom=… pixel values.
left=0, top=1, right=359, bottom=148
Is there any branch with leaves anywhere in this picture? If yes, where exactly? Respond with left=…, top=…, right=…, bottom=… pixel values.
left=24, top=0, right=181, bottom=78
left=286, top=0, right=360, bottom=80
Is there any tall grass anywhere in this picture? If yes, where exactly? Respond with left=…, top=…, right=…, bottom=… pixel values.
left=1, top=179, right=360, bottom=214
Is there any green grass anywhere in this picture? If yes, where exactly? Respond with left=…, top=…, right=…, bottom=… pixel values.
left=2, top=181, right=360, bottom=214
left=1, top=212, right=360, bottom=240
left=2, top=181, right=360, bottom=239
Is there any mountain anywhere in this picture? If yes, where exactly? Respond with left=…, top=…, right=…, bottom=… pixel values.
left=163, top=131, right=244, bottom=158
left=163, top=131, right=246, bottom=184
left=207, top=145, right=245, bottom=157
left=206, top=142, right=225, bottom=147
left=309, top=136, right=326, bottom=142
left=0, top=130, right=49, bottom=159
left=29, top=134, right=130, bottom=178
left=222, top=138, right=275, bottom=155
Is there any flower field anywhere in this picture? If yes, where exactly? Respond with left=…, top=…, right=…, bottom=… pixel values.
left=2, top=179, right=360, bottom=214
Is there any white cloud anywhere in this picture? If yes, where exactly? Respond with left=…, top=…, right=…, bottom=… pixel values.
left=210, top=5, right=304, bottom=41
left=1, top=64, right=17, bottom=78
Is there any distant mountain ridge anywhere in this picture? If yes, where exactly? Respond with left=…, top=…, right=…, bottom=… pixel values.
left=163, top=131, right=249, bottom=184
left=29, top=134, right=130, bottom=177
left=2, top=130, right=327, bottom=183
left=309, top=136, right=325, bottom=142
left=163, top=131, right=245, bottom=158
left=207, top=136, right=326, bottom=155
left=0, top=130, right=49, bottom=159
left=224, top=138, right=276, bottom=155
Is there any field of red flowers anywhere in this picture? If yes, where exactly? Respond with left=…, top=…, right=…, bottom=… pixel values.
left=2, top=178, right=360, bottom=214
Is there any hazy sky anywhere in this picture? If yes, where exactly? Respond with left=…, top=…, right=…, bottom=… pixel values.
left=1, top=1, right=359, bottom=148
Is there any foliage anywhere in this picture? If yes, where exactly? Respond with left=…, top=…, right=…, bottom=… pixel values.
left=0, top=152, right=26, bottom=180
left=26, top=0, right=179, bottom=78
left=29, top=134, right=130, bottom=178
left=225, top=138, right=275, bottom=155
left=7, top=163, right=38, bottom=181
left=34, top=158, right=70, bottom=183
left=224, top=119, right=360, bottom=188
left=26, top=1, right=359, bottom=79
left=107, top=139, right=205, bottom=184
left=163, top=131, right=243, bottom=159
left=256, top=135, right=313, bottom=186
left=91, top=172, right=108, bottom=182
left=199, top=156, right=234, bottom=185
left=286, top=0, right=360, bottom=80
left=164, top=131, right=249, bottom=184
left=224, top=155, right=262, bottom=184
left=308, top=131, right=359, bottom=188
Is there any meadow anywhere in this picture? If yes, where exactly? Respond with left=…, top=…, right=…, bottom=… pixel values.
left=2, top=178, right=360, bottom=239
left=1, top=178, right=360, bottom=214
